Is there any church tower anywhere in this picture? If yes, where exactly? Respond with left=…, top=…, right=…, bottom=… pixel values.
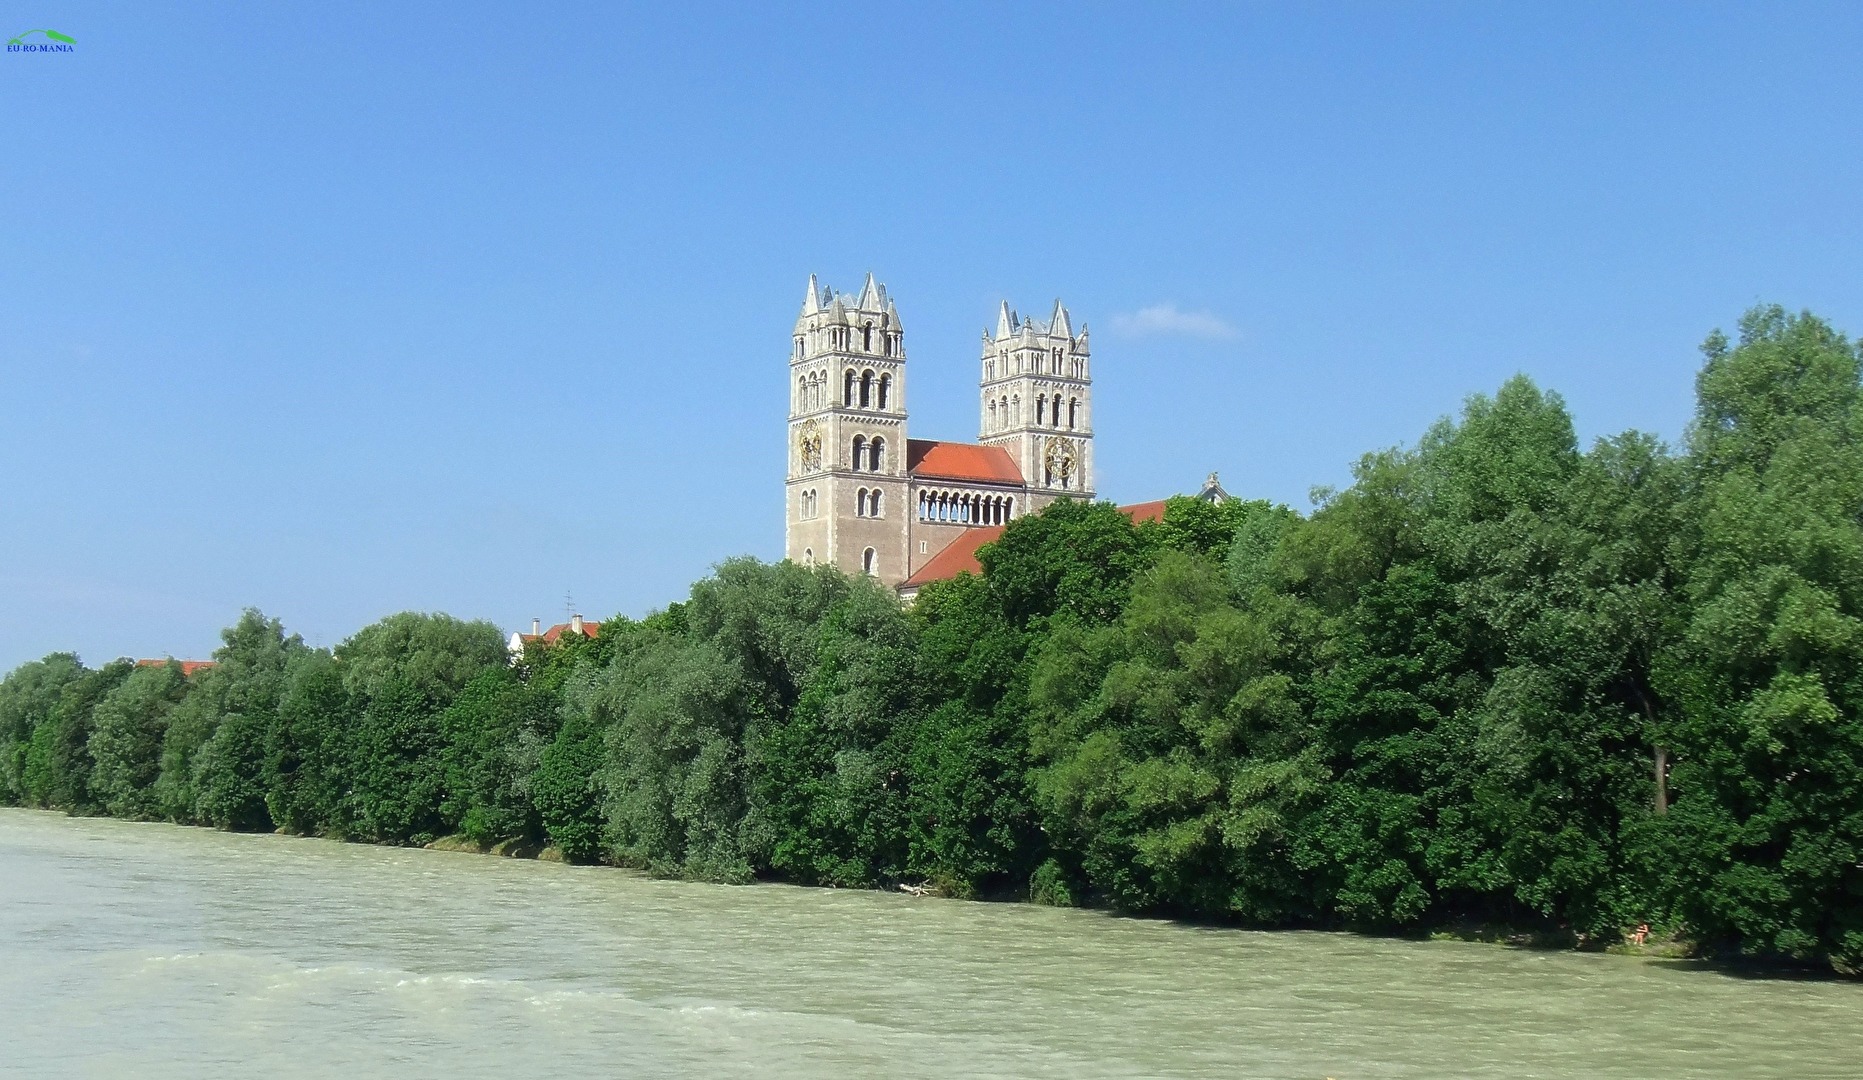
left=785, top=273, right=912, bottom=584
left=978, top=299, right=1094, bottom=509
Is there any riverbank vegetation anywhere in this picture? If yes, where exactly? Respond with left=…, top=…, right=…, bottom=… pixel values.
left=4, top=306, right=1860, bottom=975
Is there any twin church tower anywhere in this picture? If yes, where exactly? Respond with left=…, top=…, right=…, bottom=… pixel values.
left=785, top=274, right=1095, bottom=595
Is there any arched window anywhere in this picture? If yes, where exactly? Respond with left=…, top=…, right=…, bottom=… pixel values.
left=985, top=359, right=994, bottom=380
left=856, top=488, right=869, bottom=517
left=795, top=336, right=805, bottom=359
left=1068, top=398, right=1079, bottom=429
left=862, top=548, right=877, bottom=576
left=1012, top=396, right=1021, bottom=424
left=1035, top=395, right=1046, bottom=426
left=803, top=547, right=814, bottom=565
left=862, top=324, right=873, bottom=352
left=869, top=436, right=885, bottom=472
left=878, top=373, right=891, bottom=411
left=796, top=376, right=806, bottom=411
left=860, top=370, right=873, bottom=408
left=844, top=369, right=855, bottom=406
left=851, top=435, right=866, bottom=470
left=871, top=489, right=883, bottom=517
left=987, top=400, right=997, bottom=430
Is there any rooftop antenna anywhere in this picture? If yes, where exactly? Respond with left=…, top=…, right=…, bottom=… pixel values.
left=564, top=590, right=576, bottom=620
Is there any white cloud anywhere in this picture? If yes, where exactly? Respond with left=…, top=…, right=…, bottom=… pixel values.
left=1108, top=303, right=1240, bottom=341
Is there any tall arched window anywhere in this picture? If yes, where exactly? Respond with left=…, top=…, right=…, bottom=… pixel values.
left=870, top=490, right=883, bottom=517
left=988, top=400, right=997, bottom=430
left=860, top=370, right=874, bottom=408
left=796, top=376, right=806, bottom=411
left=851, top=435, right=866, bottom=470
left=869, top=437, right=885, bottom=472
left=862, top=548, right=876, bottom=576
left=862, top=324, right=873, bottom=352
left=878, top=373, right=891, bottom=411
left=844, top=370, right=856, bottom=406
left=1069, top=398, right=1079, bottom=429
left=1035, top=395, right=1046, bottom=426
left=856, top=488, right=869, bottom=517
left=803, top=547, right=813, bottom=565
left=1012, top=396, right=1021, bottom=424
left=985, top=359, right=994, bottom=380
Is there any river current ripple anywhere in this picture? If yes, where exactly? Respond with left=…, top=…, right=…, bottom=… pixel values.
left=1, top=808, right=1857, bottom=1078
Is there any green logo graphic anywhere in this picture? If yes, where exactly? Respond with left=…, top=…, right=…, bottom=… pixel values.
left=7, top=28, right=77, bottom=52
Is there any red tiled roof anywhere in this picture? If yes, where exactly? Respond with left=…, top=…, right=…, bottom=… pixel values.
left=899, top=500, right=1174, bottom=592
left=902, top=525, right=1006, bottom=590
left=518, top=620, right=601, bottom=646
left=906, top=440, right=1024, bottom=485
left=1121, top=500, right=1168, bottom=524
left=137, top=659, right=216, bottom=677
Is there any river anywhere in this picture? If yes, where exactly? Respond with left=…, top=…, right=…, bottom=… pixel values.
left=1, top=809, right=1857, bottom=1078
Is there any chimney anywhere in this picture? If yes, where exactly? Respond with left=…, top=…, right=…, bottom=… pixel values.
left=531, top=618, right=541, bottom=636
left=570, top=614, right=583, bottom=634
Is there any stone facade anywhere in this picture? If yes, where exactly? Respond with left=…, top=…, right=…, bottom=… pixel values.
left=784, top=275, right=1096, bottom=592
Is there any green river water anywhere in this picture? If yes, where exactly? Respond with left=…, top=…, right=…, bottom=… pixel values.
left=1, top=808, right=1857, bottom=1078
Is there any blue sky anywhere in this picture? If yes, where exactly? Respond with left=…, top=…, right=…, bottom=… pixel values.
left=3, top=2, right=1861, bottom=669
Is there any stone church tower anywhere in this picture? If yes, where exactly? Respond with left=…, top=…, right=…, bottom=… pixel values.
left=786, top=275, right=1095, bottom=593
left=785, top=273, right=910, bottom=581
left=978, top=300, right=1094, bottom=507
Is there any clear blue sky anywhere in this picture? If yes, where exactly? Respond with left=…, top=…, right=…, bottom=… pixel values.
left=4, top=2, right=1860, bottom=669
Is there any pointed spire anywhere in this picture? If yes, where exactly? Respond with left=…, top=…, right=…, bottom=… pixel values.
left=1049, top=299, right=1071, bottom=339
left=801, top=274, right=822, bottom=315
left=996, top=301, right=1014, bottom=340
left=857, top=272, right=883, bottom=311
left=884, top=295, right=902, bottom=332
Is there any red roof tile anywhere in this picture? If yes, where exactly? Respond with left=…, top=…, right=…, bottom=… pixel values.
left=519, top=619, right=601, bottom=646
left=902, top=525, right=1006, bottom=590
left=906, top=440, right=1024, bottom=485
left=899, top=500, right=1173, bottom=592
left=136, top=659, right=216, bottom=677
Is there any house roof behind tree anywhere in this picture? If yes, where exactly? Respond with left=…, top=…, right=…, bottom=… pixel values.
left=898, top=501, right=1175, bottom=598
left=135, top=659, right=216, bottom=677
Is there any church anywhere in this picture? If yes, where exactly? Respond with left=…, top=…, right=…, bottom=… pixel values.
left=785, top=274, right=1104, bottom=599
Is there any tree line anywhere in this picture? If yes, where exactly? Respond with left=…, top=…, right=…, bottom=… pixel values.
left=3, top=306, right=1860, bottom=974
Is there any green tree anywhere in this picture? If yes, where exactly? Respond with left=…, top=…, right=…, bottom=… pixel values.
left=0, top=653, right=88, bottom=805
left=1030, top=551, right=1324, bottom=918
left=336, top=612, right=506, bottom=844
left=21, top=658, right=133, bottom=813
left=1658, top=307, right=1863, bottom=972
left=158, top=610, right=306, bottom=827
left=88, top=660, right=192, bottom=819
